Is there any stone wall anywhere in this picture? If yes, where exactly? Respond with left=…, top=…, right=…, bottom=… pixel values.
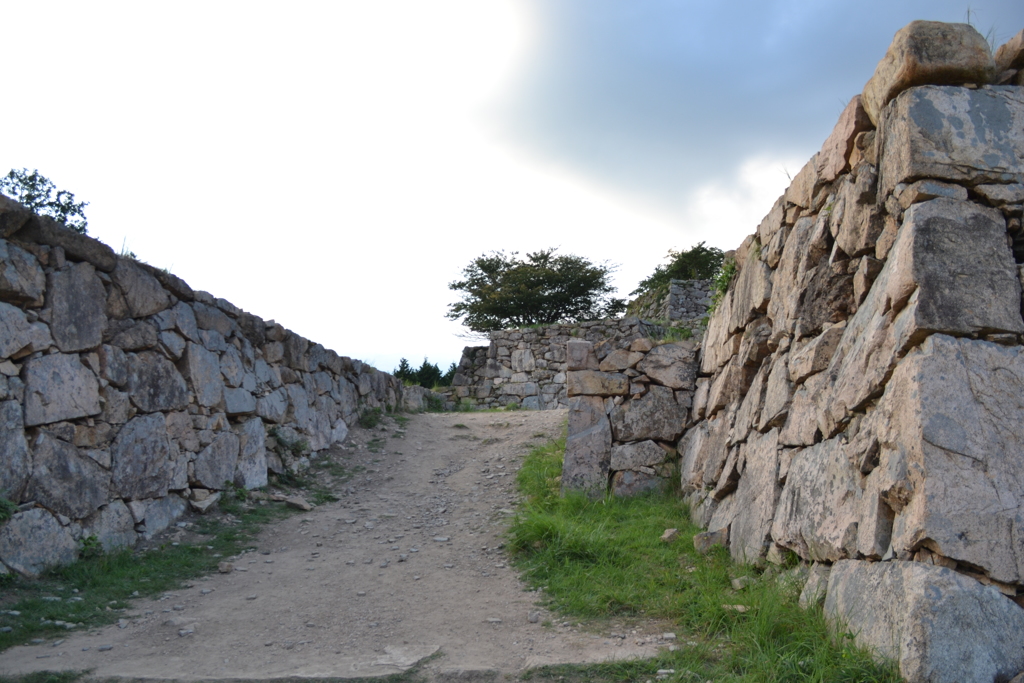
left=563, top=20, right=1024, bottom=683
left=626, top=279, right=713, bottom=333
left=0, top=197, right=402, bottom=577
left=561, top=338, right=697, bottom=497
left=443, top=317, right=665, bottom=410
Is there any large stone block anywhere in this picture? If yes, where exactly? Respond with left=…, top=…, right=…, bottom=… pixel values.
left=82, top=499, right=138, bottom=552
left=709, top=429, right=781, bottom=564
left=179, top=342, right=223, bottom=408
left=825, top=560, right=1024, bottom=683
left=610, top=385, right=688, bottom=442
left=610, top=440, right=667, bottom=471
left=0, top=508, right=78, bottom=577
left=816, top=96, right=873, bottom=183
left=610, top=470, right=664, bottom=497
left=834, top=164, right=883, bottom=258
left=771, top=437, right=862, bottom=562
left=0, top=239, right=45, bottom=306
left=561, top=395, right=611, bottom=496
left=256, top=387, right=289, bottom=423
left=111, top=258, right=170, bottom=317
left=193, top=431, right=240, bottom=489
left=788, top=324, right=845, bottom=385
left=17, top=216, right=117, bottom=271
left=863, top=21, right=995, bottom=125
left=141, top=494, right=187, bottom=538
left=234, top=417, right=268, bottom=489
left=110, top=413, right=172, bottom=500
left=864, top=334, right=1024, bottom=584
left=566, top=370, right=627, bottom=397
left=822, top=198, right=1022, bottom=434
left=23, top=353, right=101, bottom=426
left=879, top=85, right=1024, bottom=197
left=224, top=387, right=257, bottom=416
left=767, top=215, right=831, bottom=340
left=126, top=351, right=189, bottom=413
left=25, top=433, right=110, bottom=519
left=511, top=349, right=535, bottom=373
left=46, top=262, right=106, bottom=353
left=0, top=301, right=52, bottom=360
left=636, top=343, right=697, bottom=390
left=0, top=400, right=30, bottom=499
left=728, top=251, right=772, bottom=334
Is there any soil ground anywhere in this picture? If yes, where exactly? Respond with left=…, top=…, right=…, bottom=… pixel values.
left=0, top=410, right=676, bottom=681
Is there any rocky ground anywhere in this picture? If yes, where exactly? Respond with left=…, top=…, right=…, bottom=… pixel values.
left=0, top=409, right=676, bottom=681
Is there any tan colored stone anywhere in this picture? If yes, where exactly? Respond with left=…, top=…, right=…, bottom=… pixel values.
left=755, top=197, right=786, bottom=264
left=767, top=216, right=830, bottom=340
left=816, top=96, right=873, bottom=183
left=728, top=250, right=772, bottom=334
left=995, top=28, right=1024, bottom=72
left=862, top=21, right=995, bottom=125
left=730, top=363, right=766, bottom=445
left=629, top=337, right=655, bottom=353
left=973, top=183, right=1024, bottom=206
left=700, top=291, right=737, bottom=373
left=598, top=348, right=644, bottom=372
left=852, top=257, right=883, bottom=305
left=706, top=355, right=752, bottom=417
left=566, top=339, right=598, bottom=371
left=834, top=163, right=883, bottom=258
left=826, top=560, right=1024, bottom=683
left=566, top=370, right=628, bottom=397
left=784, top=154, right=819, bottom=209
left=822, top=198, right=1022, bottom=435
left=788, top=323, right=845, bottom=385
left=758, top=353, right=791, bottom=430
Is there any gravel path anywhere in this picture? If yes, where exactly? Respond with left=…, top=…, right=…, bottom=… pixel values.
left=0, top=410, right=669, bottom=681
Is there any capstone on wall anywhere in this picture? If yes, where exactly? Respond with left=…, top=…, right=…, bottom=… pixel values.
left=442, top=317, right=666, bottom=410
left=0, top=199, right=402, bottom=577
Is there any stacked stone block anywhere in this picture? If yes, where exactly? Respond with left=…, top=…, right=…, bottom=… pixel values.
left=0, top=198, right=402, bottom=577
left=626, top=279, right=713, bottom=333
left=443, top=317, right=664, bottom=410
left=562, top=338, right=697, bottom=497
left=677, top=22, right=1024, bottom=682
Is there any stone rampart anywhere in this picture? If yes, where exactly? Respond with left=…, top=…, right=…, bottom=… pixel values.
left=443, top=317, right=665, bottom=410
left=626, top=279, right=713, bottom=333
left=0, top=198, right=402, bottom=577
left=564, top=20, right=1024, bottom=682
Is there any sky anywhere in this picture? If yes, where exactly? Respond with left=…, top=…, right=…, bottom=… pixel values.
left=3, top=1, right=1023, bottom=373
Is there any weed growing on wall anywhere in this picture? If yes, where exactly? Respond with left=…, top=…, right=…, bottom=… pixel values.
left=508, top=439, right=901, bottom=682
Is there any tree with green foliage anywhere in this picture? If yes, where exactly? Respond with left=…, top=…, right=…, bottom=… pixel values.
left=0, top=168, right=89, bottom=234
left=393, top=358, right=415, bottom=383
left=630, top=241, right=724, bottom=296
left=447, top=248, right=626, bottom=332
left=393, top=357, right=457, bottom=389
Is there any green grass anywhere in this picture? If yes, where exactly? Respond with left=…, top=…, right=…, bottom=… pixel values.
left=508, top=438, right=901, bottom=682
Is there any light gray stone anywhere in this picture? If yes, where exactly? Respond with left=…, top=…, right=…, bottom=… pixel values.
left=142, top=495, right=187, bottom=538
left=710, top=429, right=781, bottom=564
left=778, top=372, right=828, bottom=447
left=0, top=301, right=52, bottom=360
left=825, top=560, right=1024, bottom=683
left=798, top=563, right=831, bottom=608
left=0, top=400, right=30, bottom=499
left=165, top=411, right=199, bottom=453
left=771, top=437, right=862, bottom=562
left=179, top=343, right=223, bottom=408
left=863, top=21, right=995, bottom=125
left=610, top=440, right=667, bottom=471
left=511, top=349, right=535, bottom=373
left=46, top=262, right=106, bottom=352
left=26, top=432, right=110, bottom=519
left=879, top=85, right=1024, bottom=197
left=110, top=413, right=172, bottom=500
left=0, top=508, right=78, bottom=577
left=234, top=417, right=268, bottom=489
left=98, top=344, right=128, bottom=386
left=566, top=370, right=628, bottom=397
left=100, top=386, right=131, bottom=425
left=126, top=351, right=189, bottom=413
left=82, top=499, right=137, bottom=552
left=823, top=198, right=1022, bottom=435
left=171, top=302, right=200, bottom=342
left=192, top=432, right=240, bottom=489
left=973, top=182, right=1024, bottom=206
left=220, top=345, right=244, bottom=387
left=598, top=349, right=644, bottom=372
left=159, top=330, right=186, bottom=360
left=0, top=239, right=45, bottom=306
left=23, top=353, right=101, bottom=426
left=758, top=353, right=791, bottom=431
left=561, top=396, right=611, bottom=497
left=897, top=178, right=968, bottom=209
left=224, top=387, right=256, bottom=416
left=109, top=320, right=158, bottom=351
left=566, top=340, right=599, bottom=371
left=611, top=385, right=688, bottom=442
left=636, top=343, right=697, bottom=390
left=110, top=259, right=170, bottom=318
left=256, top=387, right=288, bottom=424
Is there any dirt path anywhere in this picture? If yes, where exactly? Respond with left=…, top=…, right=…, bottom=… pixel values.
left=0, top=410, right=670, bottom=681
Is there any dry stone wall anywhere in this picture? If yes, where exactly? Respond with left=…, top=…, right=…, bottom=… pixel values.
left=444, top=317, right=665, bottom=410
left=626, top=279, right=713, bottom=333
left=677, top=22, right=1024, bottom=683
left=0, top=197, right=402, bottom=577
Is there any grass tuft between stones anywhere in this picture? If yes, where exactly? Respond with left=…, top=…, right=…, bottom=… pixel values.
left=508, top=436, right=902, bottom=683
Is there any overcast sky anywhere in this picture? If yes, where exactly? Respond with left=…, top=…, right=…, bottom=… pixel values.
left=3, top=1, right=1023, bottom=373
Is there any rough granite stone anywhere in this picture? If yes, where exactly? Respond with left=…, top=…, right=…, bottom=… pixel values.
left=46, top=262, right=106, bottom=352
left=0, top=508, right=78, bottom=577
left=192, top=431, right=240, bottom=490
left=610, top=385, right=688, bottom=442
left=0, top=239, right=45, bottom=306
left=25, top=432, right=110, bottom=519
left=561, top=396, right=611, bottom=497
left=110, top=258, right=170, bottom=317
left=179, top=342, right=223, bottom=408
left=0, top=301, right=52, bottom=360
left=82, top=499, right=138, bottom=552
left=0, top=400, right=31, bottom=499
left=110, top=413, right=172, bottom=500
left=23, top=353, right=101, bottom=426
left=126, top=351, right=189, bottom=413
left=636, top=343, right=697, bottom=390
left=610, top=440, right=667, bottom=471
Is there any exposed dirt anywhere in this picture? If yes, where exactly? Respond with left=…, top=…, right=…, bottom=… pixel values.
left=0, top=410, right=675, bottom=681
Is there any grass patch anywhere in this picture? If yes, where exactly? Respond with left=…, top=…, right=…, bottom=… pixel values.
left=508, top=438, right=900, bottom=682
left=358, top=407, right=383, bottom=429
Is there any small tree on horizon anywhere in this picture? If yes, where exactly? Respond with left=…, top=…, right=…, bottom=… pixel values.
left=447, top=248, right=625, bottom=332
left=0, top=168, right=89, bottom=234
left=630, top=242, right=724, bottom=296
